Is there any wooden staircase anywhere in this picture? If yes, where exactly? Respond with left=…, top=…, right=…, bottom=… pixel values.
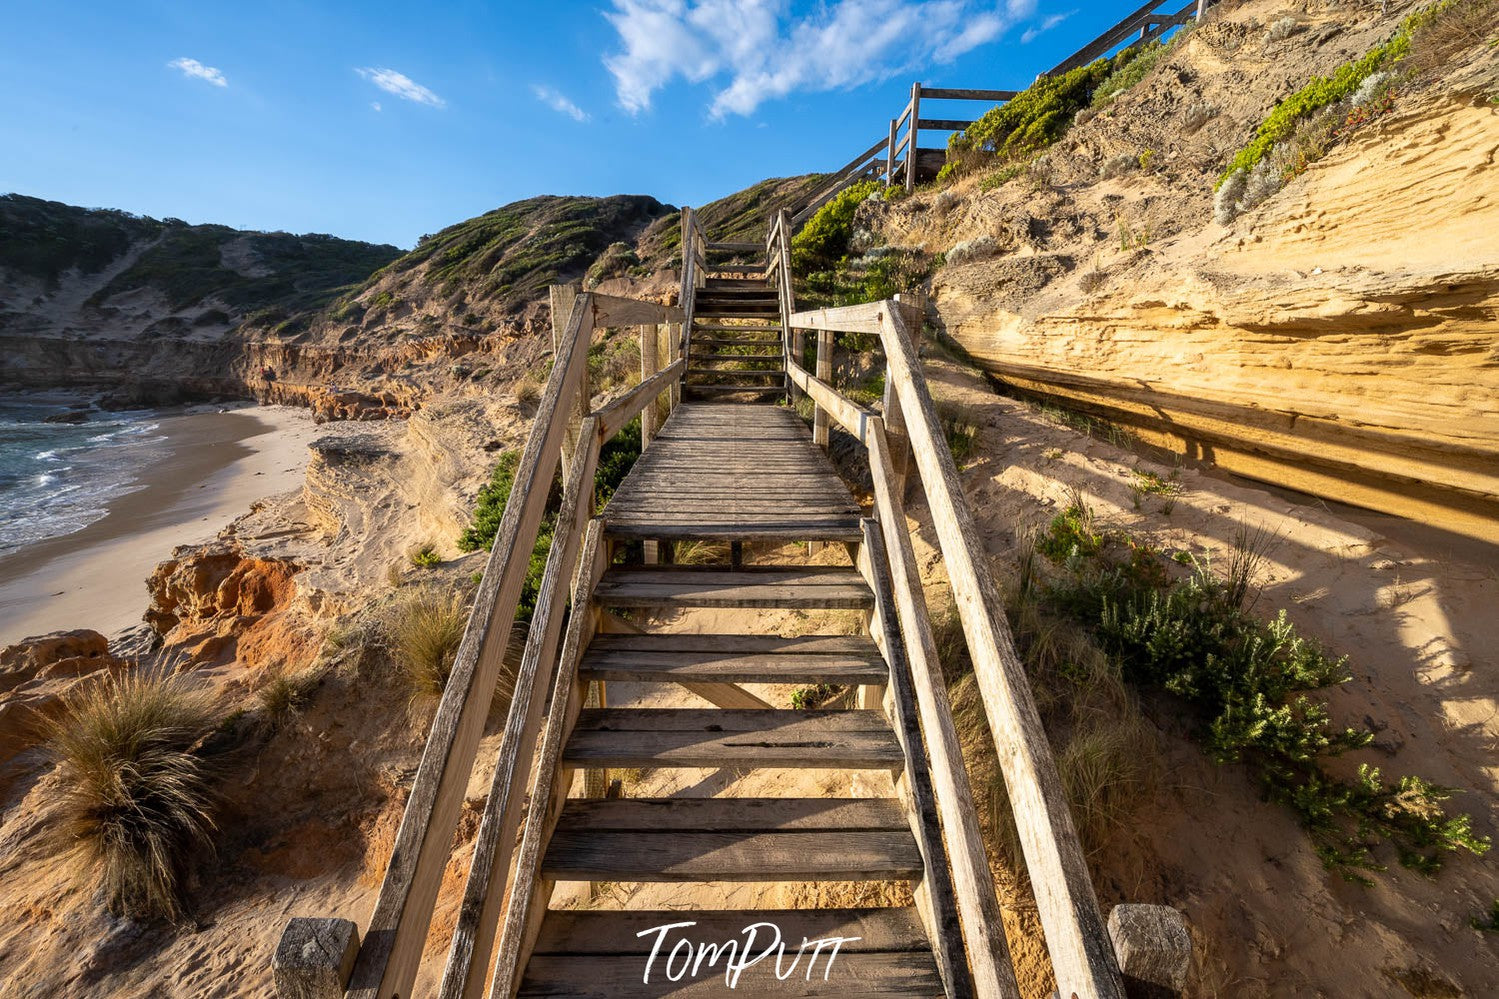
left=686, top=266, right=786, bottom=399
left=504, top=397, right=967, bottom=996
left=281, top=207, right=1145, bottom=999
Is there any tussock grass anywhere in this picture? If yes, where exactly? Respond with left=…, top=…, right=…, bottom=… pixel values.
left=43, top=669, right=218, bottom=921
left=389, top=588, right=469, bottom=701
left=407, top=540, right=442, bottom=568
left=256, top=666, right=321, bottom=726
left=671, top=540, right=731, bottom=566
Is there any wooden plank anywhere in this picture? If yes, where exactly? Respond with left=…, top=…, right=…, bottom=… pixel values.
left=906, top=82, right=921, bottom=194
left=887, top=117, right=899, bottom=187
left=542, top=829, right=922, bottom=881
left=554, top=796, right=908, bottom=832
left=563, top=708, right=902, bottom=769
left=517, top=953, right=943, bottom=998
left=813, top=329, right=833, bottom=449
left=531, top=907, right=931, bottom=955
left=704, top=240, right=764, bottom=252
left=487, top=520, right=606, bottom=999
left=593, top=359, right=686, bottom=440
left=787, top=359, right=875, bottom=443
left=919, top=87, right=1017, bottom=100
left=344, top=294, right=595, bottom=999
left=435, top=425, right=602, bottom=999
left=790, top=301, right=889, bottom=337
left=593, top=291, right=684, bottom=327
left=602, top=522, right=865, bottom=543
left=585, top=611, right=773, bottom=710
left=876, top=304, right=1125, bottom=998
left=1047, top=0, right=1167, bottom=77
left=591, top=634, right=879, bottom=654
left=593, top=567, right=873, bottom=609
left=860, top=519, right=1001, bottom=999
left=915, top=118, right=975, bottom=131
left=581, top=649, right=887, bottom=685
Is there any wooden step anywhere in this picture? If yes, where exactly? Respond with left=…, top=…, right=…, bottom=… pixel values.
left=686, top=353, right=783, bottom=362
left=681, top=383, right=783, bottom=394
left=694, top=307, right=781, bottom=318
left=706, top=241, right=764, bottom=253
left=687, top=368, right=783, bottom=379
left=704, top=278, right=769, bottom=289
left=594, top=567, right=872, bottom=609
left=520, top=908, right=940, bottom=997
left=692, top=338, right=783, bottom=349
left=562, top=709, right=904, bottom=771
left=582, top=633, right=889, bottom=685
left=541, top=797, right=918, bottom=881
left=693, top=323, right=782, bottom=333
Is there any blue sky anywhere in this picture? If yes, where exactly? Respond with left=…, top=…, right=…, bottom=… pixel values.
left=1, top=1, right=1134, bottom=248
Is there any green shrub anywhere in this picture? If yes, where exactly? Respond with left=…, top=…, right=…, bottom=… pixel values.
left=1215, top=2, right=1462, bottom=185
left=1039, top=510, right=1490, bottom=882
left=1092, top=40, right=1167, bottom=106
left=791, top=181, right=879, bottom=274
left=44, top=670, right=218, bottom=921
left=408, top=541, right=443, bottom=568
left=951, top=48, right=1145, bottom=164
left=458, top=420, right=640, bottom=620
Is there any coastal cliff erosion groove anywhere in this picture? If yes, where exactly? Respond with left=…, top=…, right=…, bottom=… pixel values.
left=934, top=95, right=1499, bottom=542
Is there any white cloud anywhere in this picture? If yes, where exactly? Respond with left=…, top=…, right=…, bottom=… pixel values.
left=371, top=101, right=383, bottom=112
left=532, top=84, right=590, bottom=121
left=1021, top=10, right=1071, bottom=44
left=168, top=57, right=227, bottom=88
left=356, top=67, right=446, bottom=108
left=603, top=0, right=1039, bottom=117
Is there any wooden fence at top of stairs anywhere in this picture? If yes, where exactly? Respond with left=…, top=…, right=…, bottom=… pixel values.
left=271, top=209, right=1189, bottom=999
left=791, top=0, right=1220, bottom=226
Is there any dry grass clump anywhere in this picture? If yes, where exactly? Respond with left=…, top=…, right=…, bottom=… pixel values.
left=514, top=376, right=543, bottom=410
left=671, top=540, right=731, bottom=566
left=43, top=669, right=218, bottom=922
left=256, top=666, right=322, bottom=726
left=389, top=587, right=468, bottom=700
left=1403, top=0, right=1499, bottom=76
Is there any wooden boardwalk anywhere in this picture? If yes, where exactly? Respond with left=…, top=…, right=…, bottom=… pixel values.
left=603, top=402, right=863, bottom=542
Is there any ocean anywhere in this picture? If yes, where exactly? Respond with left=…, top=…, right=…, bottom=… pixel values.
left=0, top=398, right=167, bottom=556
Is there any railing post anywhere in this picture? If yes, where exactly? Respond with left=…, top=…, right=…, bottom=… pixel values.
left=274, top=918, right=359, bottom=999
left=641, top=322, right=661, bottom=566
left=1109, top=905, right=1192, bottom=998
left=813, top=328, right=833, bottom=449
left=886, top=118, right=898, bottom=187
left=550, top=282, right=585, bottom=479
left=905, top=82, right=922, bottom=193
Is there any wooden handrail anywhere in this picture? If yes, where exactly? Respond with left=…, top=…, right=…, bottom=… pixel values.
left=344, top=293, right=596, bottom=999
left=593, top=358, right=686, bottom=439
left=786, top=300, right=1127, bottom=998
left=592, top=292, right=683, bottom=327
left=302, top=284, right=692, bottom=999
left=488, top=518, right=608, bottom=998
left=437, top=416, right=603, bottom=999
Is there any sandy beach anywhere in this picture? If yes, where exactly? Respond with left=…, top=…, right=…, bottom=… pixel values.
left=0, top=404, right=316, bottom=645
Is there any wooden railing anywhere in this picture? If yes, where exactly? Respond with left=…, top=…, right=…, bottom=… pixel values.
left=278, top=288, right=685, bottom=999
left=785, top=298, right=1128, bottom=999
left=792, top=0, right=1218, bottom=224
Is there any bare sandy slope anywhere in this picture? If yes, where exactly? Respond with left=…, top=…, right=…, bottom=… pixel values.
left=0, top=405, right=317, bottom=644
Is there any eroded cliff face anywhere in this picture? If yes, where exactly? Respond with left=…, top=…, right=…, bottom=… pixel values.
left=870, top=0, right=1499, bottom=540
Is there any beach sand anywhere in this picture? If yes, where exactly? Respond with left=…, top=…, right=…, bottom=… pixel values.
left=0, top=405, right=317, bottom=645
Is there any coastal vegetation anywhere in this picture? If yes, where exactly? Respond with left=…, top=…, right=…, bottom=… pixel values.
left=1033, top=504, right=1489, bottom=882
left=389, top=587, right=469, bottom=702
left=42, top=669, right=219, bottom=921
